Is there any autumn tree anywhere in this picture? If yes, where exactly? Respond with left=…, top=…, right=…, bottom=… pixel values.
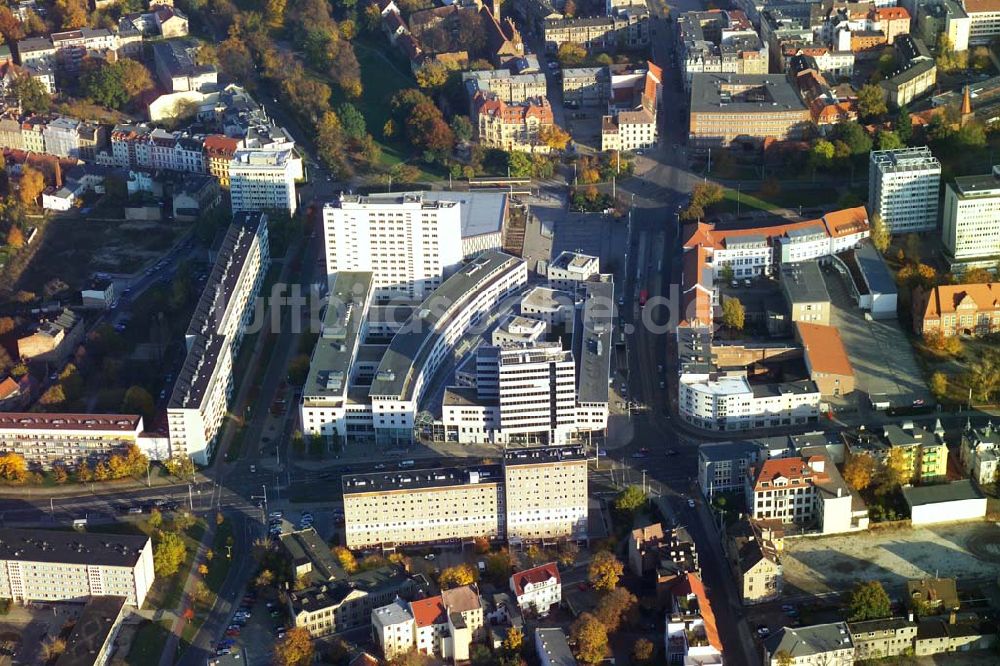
left=557, top=42, right=587, bottom=67
left=849, top=581, right=891, bottom=621
left=54, top=0, right=88, bottom=29
left=843, top=452, right=876, bottom=491
left=438, top=563, right=477, bottom=589
left=18, top=166, right=45, bottom=206
left=122, top=386, right=156, bottom=423
left=192, top=579, right=211, bottom=606
left=265, top=0, right=287, bottom=29
left=274, top=627, right=314, bottom=666
left=929, top=371, right=948, bottom=400
left=571, top=613, right=609, bottom=665
left=540, top=124, right=571, bottom=151
left=962, top=267, right=994, bottom=284
left=557, top=540, right=579, bottom=567
left=923, top=329, right=961, bottom=356
left=613, top=485, right=646, bottom=514
left=39, top=384, right=67, bottom=407
left=680, top=181, right=724, bottom=221
left=164, top=454, right=195, bottom=480
left=880, top=447, right=912, bottom=489
left=148, top=508, right=163, bottom=530
left=870, top=212, right=890, bottom=253
left=153, top=531, right=187, bottom=577
left=415, top=62, right=449, bottom=90
left=721, top=296, right=745, bottom=332
left=0, top=452, right=27, bottom=481
left=255, top=569, right=275, bottom=589
left=6, top=226, right=24, bottom=249
left=0, top=7, right=24, bottom=42
left=588, top=550, right=623, bottom=593
left=594, top=587, right=638, bottom=633
left=632, top=638, right=655, bottom=664
left=501, top=626, right=523, bottom=654
left=775, top=651, right=794, bottom=666
left=40, top=637, right=67, bottom=662
left=0, top=317, right=14, bottom=335
left=332, top=546, right=358, bottom=573
left=118, top=58, right=156, bottom=100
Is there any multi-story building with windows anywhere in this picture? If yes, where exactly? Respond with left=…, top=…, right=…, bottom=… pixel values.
left=15, top=37, right=56, bottom=70
left=845, top=422, right=948, bottom=483
left=462, top=69, right=548, bottom=106
left=473, top=92, right=554, bottom=153
left=51, top=28, right=119, bottom=72
left=229, top=148, right=298, bottom=215
left=0, top=413, right=162, bottom=469
left=510, top=562, right=561, bottom=616
left=678, top=9, right=769, bottom=89
left=963, top=0, right=1000, bottom=45
left=688, top=73, right=811, bottom=150
left=959, top=421, right=1000, bottom=485
left=204, top=134, right=240, bottom=188
left=372, top=585, right=482, bottom=662
left=547, top=251, right=600, bottom=290
left=763, top=623, right=855, bottom=666
left=913, top=281, right=1000, bottom=337
left=943, top=166, right=1000, bottom=261
left=869, top=147, right=941, bottom=233
left=0, top=528, right=154, bottom=607
left=679, top=373, right=822, bottom=432
left=58, top=595, right=128, bottom=666
left=343, top=447, right=587, bottom=548
left=543, top=8, right=650, bottom=51
left=745, top=456, right=859, bottom=533
left=167, top=212, right=269, bottom=464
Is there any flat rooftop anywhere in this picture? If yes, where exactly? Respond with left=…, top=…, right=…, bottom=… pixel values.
left=504, top=445, right=587, bottom=466
left=55, top=596, right=127, bottom=666
left=0, top=528, right=149, bottom=567
left=303, top=272, right=374, bottom=401
left=423, top=191, right=507, bottom=240
left=342, top=465, right=503, bottom=495
left=690, top=73, right=807, bottom=114
left=574, top=279, right=614, bottom=404
left=952, top=169, right=1000, bottom=197
left=781, top=261, right=830, bottom=303
left=369, top=251, right=522, bottom=401
left=903, top=479, right=984, bottom=507
left=0, top=413, right=141, bottom=432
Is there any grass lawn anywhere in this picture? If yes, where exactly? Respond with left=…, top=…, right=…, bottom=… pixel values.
left=125, top=620, right=173, bottom=666
left=206, top=519, right=234, bottom=593
left=713, top=186, right=843, bottom=215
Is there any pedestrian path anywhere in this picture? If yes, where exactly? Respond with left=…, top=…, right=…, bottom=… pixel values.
left=158, top=521, right=217, bottom=666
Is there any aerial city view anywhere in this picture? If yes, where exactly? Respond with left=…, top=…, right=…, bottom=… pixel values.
left=1, top=0, right=1000, bottom=664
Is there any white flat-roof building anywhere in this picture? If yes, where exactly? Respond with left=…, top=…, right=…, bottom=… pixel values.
left=942, top=167, right=1000, bottom=262
left=679, top=373, right=821, bottom=432
left=548, top=251, right=600, bottom=291
left=321, top=191, right=506, bottom=301
left=0, top=413, right=157, bottom=469
left=167, top=212, right=269, bottom=463
left=229, top=148, right=298, bottom=215
left=869, top=147, right=942, bottom=233
left=0, top=528, right=154, bottom=607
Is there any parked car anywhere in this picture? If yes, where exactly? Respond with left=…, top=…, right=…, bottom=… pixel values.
left=687, top=498, right=696, bottom=508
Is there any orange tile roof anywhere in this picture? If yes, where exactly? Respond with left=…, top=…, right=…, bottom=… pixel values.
left=919, top=283, right=1000, bottom=319
left=687, top=573, right=722, bottom=651
left=875, top=7, right=910, bottom=20
left=962, top=0, right=1000, bottom=11
left=796, top=322, right=854, bottom=377
left=0, top=377, right=18, bottom=401
left=511, top=562, right=560, bottom=596
left=822, top=206, right=868, bottom=237
left=751, top=457, right=826, bottom=492
left=409, top=596, right=447, bottom=627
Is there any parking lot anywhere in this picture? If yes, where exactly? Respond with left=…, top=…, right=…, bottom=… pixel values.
left=781, top=521, right=1000, bottom=597
left=822, top=265, right=931, bottom=410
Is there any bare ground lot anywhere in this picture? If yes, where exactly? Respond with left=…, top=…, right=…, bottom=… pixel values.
left=782, top=521, right=1000, bottom=596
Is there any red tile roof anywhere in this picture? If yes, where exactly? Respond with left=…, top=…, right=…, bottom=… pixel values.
left=0, top=377, right=18, bottom=400
left=511, top=562, right=560, bottom=597
left=0, top=413, right=142, bottom=432
left=686, top=573, right=722, bottom=651
left=750, top=457, right=826, bottom=492
left=409, top=596, right=447, bottom=627
left=796, top=322, right=853, bottom=377
left=918, top=283, right=1000, bottom=319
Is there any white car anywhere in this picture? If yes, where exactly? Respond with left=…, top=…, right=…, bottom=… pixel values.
left=687, top=499, right=696, bottom=508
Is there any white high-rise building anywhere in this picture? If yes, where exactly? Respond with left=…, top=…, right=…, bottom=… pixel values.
left=229, top=148, right=298, bottom=215
left=167, top=212, right=270, bottom=463
left=943, top=167, right=1000, bottom=261
left=869, top=147, right=942, bottom=233
left=497, top=345, right=578, bottom=446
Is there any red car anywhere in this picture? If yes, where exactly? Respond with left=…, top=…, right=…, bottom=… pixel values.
left=225, top=629, right=241, bottom=637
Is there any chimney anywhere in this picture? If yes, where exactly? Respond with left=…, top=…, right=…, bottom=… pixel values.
left=949, top=610, right=957, bottom=625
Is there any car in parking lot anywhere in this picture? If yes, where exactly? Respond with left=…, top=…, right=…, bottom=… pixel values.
left=756, top=624, right=770, bottom=638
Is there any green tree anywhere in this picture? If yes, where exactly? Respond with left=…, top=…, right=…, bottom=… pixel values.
left=153, top=531, right=187, bottom=577
left=557, top=42, right=587, bottom=66
left=857, top=84, right=888, bottom=121
left=588, top=550, right=623, bottom=592
left=337, top=103, right=367, bottom=141
left=809, top=139, right=835, bottom=172
left=831, top=121, right=872, bottom=157
left=632, top=638, right=655, bottom=664
left=721, top=296, right=745, bottom=332
left=508, top=151, right=533, bottom=177
left=80, top=59, right=129, bottom=109
left=875, top=129, right=903, bottom=150
left=613, top=485, right=646, bottom=513
left=896, top=106, right=913, bottom=144
left=450, top=115, right=474, bottom=143
left=10, top=75, right=50, bottom=114
left=870, top=212, right=890, bottom=253
left=848, top=581, right=891, bottom=621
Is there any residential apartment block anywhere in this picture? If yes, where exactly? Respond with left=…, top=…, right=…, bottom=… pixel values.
left=763, top=622, right=854, bottom=666
left=677, top=9, right=769, bottom=89
left=321, top=191, right=506, bottom=301
left=964, top=0, right=1000, bottom=45
left=746, top=455, right=866, bottom=534
left=462, top=69, right=548, bottom=106
left=561, top=67, right=610, bottom=106
left=167, top=212, right=270, bottom=464
left=50, top=27, right=119, bottom=72
left=627, top=523, right=699, bottom=578
left=869, top=147, right=942, bottom=233
left=547, top=251, right=600, bottom=290
left=56, top=595, right=128, bottom=666
left=473, top=92, right=554, bottom=153
left=665, top=573, right=724, bottom=666
left=943, top=166, right=1000, bottom=261
left=845, top=422, right=948, bottom=483
left=0, top=413, right=164, bottom=470
left=959, top=421, right=999, bottom=485
left=373, top=585, right=483, bottom=662
left=600, top=61, right=661, bottom=152
left=229, top=148, right=298, bottom=215
left=151, top=39, right=217, bottom=93
left=542, top=8, right=650, bottom=52
left=688, top=73, right=810, bottom=150
left=343, top=447, right=587, bottom=549
left=727, top=518, right=783, bottom=604
left=913, top=281, right=1000, bottom=337
left=510, top=562, right=561, bottom=616
left=0, top=528, right=154, bottom=607
left=680, top=373, right=821, bottom=432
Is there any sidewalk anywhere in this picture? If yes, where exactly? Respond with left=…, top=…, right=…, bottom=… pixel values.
left=0, top=473, right=201, bottom=499
left=158, top=520, right=217, bottom=666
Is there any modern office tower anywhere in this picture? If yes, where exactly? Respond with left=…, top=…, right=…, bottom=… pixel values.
left=869, top=147, right=941, bottom=233
left=942, top=166, right=1000, bottom=261
left=229, top=147, right=298, bottom=215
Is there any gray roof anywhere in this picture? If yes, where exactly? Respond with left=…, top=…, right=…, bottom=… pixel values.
left=854, top=241, right=897, bottom=297
left=690, top=73, right=807, bottom=114
left=749, top=379, right=818, bottom=398
left=504, top=445, right=586, bottom=466
left=903, top=479, right=984, bottom=507
left=303, top=272, right=374, bottom=401
left=423, top=191, right=507, bottom=240
left=952, top=170, right=1000, bottom=197
left=280, top=528, right=341, bottom=582
left=55, top=596, right=127, bottom=666
left=535, top=628, right=578, bottom=666
left=764, top=622, right=853, bottom=658
left=369, top=252, right=522, bottom=401
left=698, top=439, right=765, bottom=463
left=781, top=261, right=829, bottom=304
left=574, top=279, right=613, bottom=404
left=0, top=528, right=149, bottom=567
left=373, top=598, right=413, bottom=627
left=343, top=465, right=503, bottom=495
left=290, top=567, right=415, bottom=615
